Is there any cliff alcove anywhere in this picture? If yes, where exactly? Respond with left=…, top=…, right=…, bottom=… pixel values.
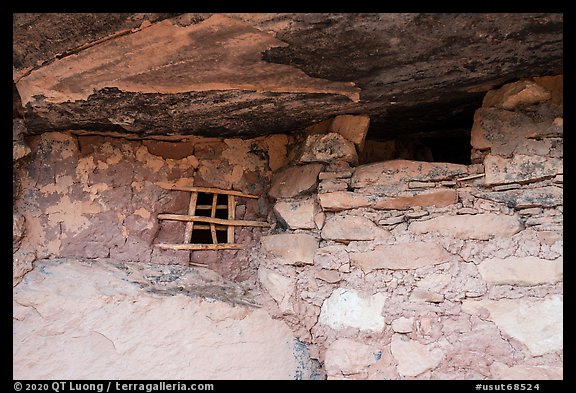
left=13, top=13, right=563, bottom=380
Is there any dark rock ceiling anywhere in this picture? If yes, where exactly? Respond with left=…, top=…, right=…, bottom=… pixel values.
left=13, top=13, right=563, bottom=140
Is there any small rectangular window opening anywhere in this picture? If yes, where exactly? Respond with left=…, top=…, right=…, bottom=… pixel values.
left=155, top=186, right=270, bottom=251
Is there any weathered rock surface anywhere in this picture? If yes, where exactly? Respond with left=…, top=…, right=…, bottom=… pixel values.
left=409, top=213, right=523, bottom=240
left=410, top=289, right=445, bottom=303
left=258, top=266, right=296, bottom=313
left=268, top=164, right=323, bottom=199
left=390, top=335, right=444, bottom=377
left=297, top=133, right=358, bottom=165
left=483, top=80, right=551, bottom=110
left=489, top=362, right=563, bottom=380
left=13, top=249, right=36, bottom=287
left=461, top=296, right=563, bottom=356
left=273, top=198, right=318, bottom=229
left=315, top=269, right=341, bottom=284
left=318, top=191, right=372, bottom=212
left=13, top=259, right=319, bottom=379
left=14, top=13, right=563, bottom=138
left=373, top=188, right=457, bottom=210
left=478, top=256, right=563, bottom=286
left=473, top=186, right=563, bottom=209
left=329, top=115, right=370, bottom=150
left=321, top=215, right=391, bottom=242
left=351, top=160, right=468, bottom=189
left=319, top=288, right=387, bottom=332
left=350, top=242, right=451, bottom=272
left=484, top=154, right=562, bottom=186
left=470, top=104, right=563, bottom=156
left=391, top=317, right=414, bottom=333
left=260, top=233, right=318, bottom=265
left=324, top=338, right=380, bottom=379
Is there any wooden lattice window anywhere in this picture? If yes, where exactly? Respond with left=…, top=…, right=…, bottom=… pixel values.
left=155, top=185, right=269, bottom=251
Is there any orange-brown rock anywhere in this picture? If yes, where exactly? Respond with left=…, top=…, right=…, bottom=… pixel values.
left=351, top=160, right=468, bottom=189
left=269, top=164, right=323, bottom=199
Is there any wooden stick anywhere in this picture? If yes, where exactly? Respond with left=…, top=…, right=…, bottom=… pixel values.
left=157, top=184, right=259, bottom=199
left=227, top=195, right=235, bottom=244
left=189, top=262, right=209, bottom=267
left=183, top=192, right=198, bottom=244
left=210, top=193, right=218, bottom=244
left=195, top=205, right=228, bottom=210
left=156, top=243, right=247, bottom=251
left=457, top=173, right=485, bottom=181
left=157, top=214, right=270, bottom=227
left=194, top=224, right=227, bottom=231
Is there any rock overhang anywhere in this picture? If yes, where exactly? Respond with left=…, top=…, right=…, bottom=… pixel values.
left=13, top=12, right=563, bottom=139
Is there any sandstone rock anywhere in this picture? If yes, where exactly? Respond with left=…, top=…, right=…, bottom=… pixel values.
left=13, top=120, right=31, bottom=161
left=378, top=216, right=405, bottom=226
left=142, top=139, right=195, bottom=160
left=457, top=207, right=479, bottom=215
left=318, top=191, right=372, bottom=212
left=470, top=108, right=559, bottom=155
left=404, top=210, right=429, bottom=219
left=461, top=296, right=563, bottom=356
left=373, top=188, right=457, bottom=210
left=273, top=198, right=317, bottom=230
left=472, top=186, right=563, bottom=209
left=13, top=259, right=318, bottom=379
left=416, top=273, right=452, bottom=291
left=350, top=242, right=451, bottom=272
left=315, top=269, right=341, bottom=284
left=319, top=170, right=353, bottom=180
left=329, top=115, right=370, bottom=151
left=410, top=289, right=444, bottom=303
left=313, top=245, right=349, bottom=270
left=351, top=160, right=468, bottom=189
left=489, top=362, right=563, bottom=380
left=319, top=288, right=387, bottom=332
left=261, top=234, right=318, bottom=265
left=391, top=317, right=414, bottom=333
left=478, top=256, right=563, bottom=286
left=13, top=141, right=31, bottom=161
left=518, top=207, right=543, bottom=216
left=324, top=338, right=379, bottom=379
left=532, top=75, right=563, bottom=106
left=409, top=213, right=523, bottom=240
left=268, top=163, right=323, bottom=199
left=258, top=266, right=296, bottom=313
left=13, top=118, right=26, bottom=141
left=321, top=215, right=391, bottom=242
left=483, top=80, right=551, bottom=110
left=314, top=210, right=325, bottom=229
left=13, top=249, right=36, bottom=287
left=390, top=334, right=444, bottom=377
left=493, top=183, right=521, bottom=191
left=297, top=133, right=358, bottom=165
left=408, top=181, right=435, bottom=189
left=13, top=213, right=26, bottom=251
left=536, top=231, right=562, bottom=246
left=484, top=154, right=562, bottom=186
left=318, top=179, right=349, bottom=193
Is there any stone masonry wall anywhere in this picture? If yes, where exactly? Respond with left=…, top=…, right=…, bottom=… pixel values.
left=13, top=131, right=293, bottom=286
left=13, top=75, right=562, bottom=380
left=258, top=75, right=563, bottom=379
